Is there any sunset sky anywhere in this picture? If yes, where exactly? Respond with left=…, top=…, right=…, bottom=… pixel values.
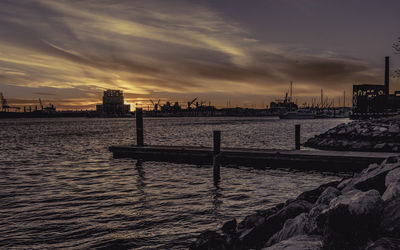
left=0, top=0, right=399, bottom=110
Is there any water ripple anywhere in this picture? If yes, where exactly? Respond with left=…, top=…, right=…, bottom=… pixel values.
left=0, top=117, right=349, bottom=249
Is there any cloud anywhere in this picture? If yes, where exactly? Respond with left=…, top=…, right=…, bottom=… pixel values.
left=0, top=0, right=385, bottom=108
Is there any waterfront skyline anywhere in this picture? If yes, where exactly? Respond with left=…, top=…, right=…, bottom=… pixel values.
left=1, top=0, right=400, bottom=109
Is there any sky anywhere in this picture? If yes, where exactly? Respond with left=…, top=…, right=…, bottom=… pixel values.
left=0, top=0, right=399, bottom=110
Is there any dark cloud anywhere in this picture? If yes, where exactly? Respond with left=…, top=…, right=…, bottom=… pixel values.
left=0, top=0, right=397, bottom=109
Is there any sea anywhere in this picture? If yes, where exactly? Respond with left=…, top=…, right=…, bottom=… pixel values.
left=0, top=117, right=349, bottom=249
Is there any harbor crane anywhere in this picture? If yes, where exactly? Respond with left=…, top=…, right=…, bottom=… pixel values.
left=0, top=92, right=20, bottom=112
left=39, top=98, right=44, bottom=110
left=149, top=99, right=161, bottom=111
left=38, top=98, right=56, bottom=112
left=187, top=97, right=198, bottom=109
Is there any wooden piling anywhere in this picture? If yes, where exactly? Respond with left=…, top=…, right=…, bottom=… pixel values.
left=213, top=130, right=221, bottom=183
left=295, top=124, right=300, bottom=150
left=136, top=108, right=144, bottom=146
left=213, top=131, right=221, bottom=155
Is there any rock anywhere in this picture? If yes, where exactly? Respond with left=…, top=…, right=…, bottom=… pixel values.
left=337, top=163, right=381, bottom=192
left=319, top=189, right=383, bottom=249
left=365, top=237, right=400, bottom=250
left=221, top=219, right=237, bottom=235
left=337, top=178, right=352, bottom=190
left=382, top=181, right=400, bottom=201
left=386, top=168, right=400, bottom=186
left=262, top=235, right=323, bottom=250
left=374, top=143, right=386, bottom=150
left=304, top=116, right=400, bottom=152
left=380, top=197, right=400, bottom=238
left=352, top=142, right=363, bottom=150
left=237, top=213, right=265, bottom=233
left=296, top=181, right=340, bottom=204
left=388, top=125, right=400, bottom=134
left=239, top=199, right=313, bottom=249
left=189, top=230, right=227, bottom=250
left=266, top=213, right=308, bottom=246
left=315, top=186, right=341, bottom=206
left=353, top=158, right=400, bottom=194
left=235, top=206, right=281, bottom=249
left=306, top=204, right=327, bottom=235
left=385, top=156, right=399, bottom=164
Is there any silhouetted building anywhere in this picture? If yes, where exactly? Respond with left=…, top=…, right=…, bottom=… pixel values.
left=352, top=56, right=400, bottom=117
left=96, top=90, right=130, bottom=115
left=352, top=84, right=386, bottom=114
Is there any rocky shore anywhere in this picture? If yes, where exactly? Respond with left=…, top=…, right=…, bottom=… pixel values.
left=190, top=155, right=400, bottom=249
left=304, top=115, right=400, bottom=152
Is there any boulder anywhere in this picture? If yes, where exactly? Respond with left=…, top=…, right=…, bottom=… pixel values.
left=385, top=168, right=400, bottom=186
left=365, top=237, right=400, bottom=250
left=239, top=199, right=313, bottom=249
left=388, top=125, right=400, bottom=134
left=306, top=204, right=327, bottom=235
left=315, top=186, right=341, bottom=206
left=374, top=143, right=386, bottom=150
left=262, top=235, right=323, bottom=250
left=266, top=213, right=308, bottom=246
left=235, top=206, right=281, bottom=249
left=380, top=197, right=400, bottom=238
left=382, top=181, right=400, bottom=201
left=221, top=219, right=237, bottom=235
left=353, top=158, right=400, bottom=194
left=318, top=189, right=383, bottom=249
left=296, top=181, right=340, bottom=204
left=189, top=230, right=227, bottom=250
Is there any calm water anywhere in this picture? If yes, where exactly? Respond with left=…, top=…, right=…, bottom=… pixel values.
left=0, top=117, right=349, bottom=249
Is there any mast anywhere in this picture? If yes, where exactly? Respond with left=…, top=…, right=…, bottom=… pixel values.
left=343, top=90, right=346, bottom=108
left=320, top=89, right=323, bottom=106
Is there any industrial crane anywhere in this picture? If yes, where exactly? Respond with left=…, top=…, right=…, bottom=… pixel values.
left=187, top=97, right=198, bottom=109
left=0, top=92, right=20, bottom=112
left=38, top=98, right=56, bottom=112
left=0, top=92, right=9, bottom=111
left=39, top=98, right=44, bottom=110
left=149, top=99, right=161, bottom=111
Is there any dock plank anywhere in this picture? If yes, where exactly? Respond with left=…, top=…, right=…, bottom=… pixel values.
left=109, top=145, right=398, bottom=172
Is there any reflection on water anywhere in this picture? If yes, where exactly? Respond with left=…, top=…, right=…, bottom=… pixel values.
left=0, top=117, right=349, bottom=249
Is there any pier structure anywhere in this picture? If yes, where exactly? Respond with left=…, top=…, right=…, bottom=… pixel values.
left=109, top=108, right=396, bottom=173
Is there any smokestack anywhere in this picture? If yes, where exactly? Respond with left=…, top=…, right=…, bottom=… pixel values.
left=385, top=56, right=389, bottom=97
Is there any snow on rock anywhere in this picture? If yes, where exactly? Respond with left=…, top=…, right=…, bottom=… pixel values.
left=262, top=235, right=323, bottom=250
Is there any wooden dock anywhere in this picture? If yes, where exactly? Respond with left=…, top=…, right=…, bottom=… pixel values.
left=109, top=145, right=397, bottom=172
left=110, top=109, right=398, bottom=173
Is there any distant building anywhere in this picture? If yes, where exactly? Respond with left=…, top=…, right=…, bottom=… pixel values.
left=96, top=90, right=130, bottom=115
left=352, top=57, right=400, bottom=117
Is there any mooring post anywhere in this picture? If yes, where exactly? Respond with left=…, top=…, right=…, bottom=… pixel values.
left=213, top=130, right=221, bottom=155
left=295, top=124, right=300, bottom=150
left=213, top=130, right=221, bottom=183
left=136, top=108, right=144, bottom=146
